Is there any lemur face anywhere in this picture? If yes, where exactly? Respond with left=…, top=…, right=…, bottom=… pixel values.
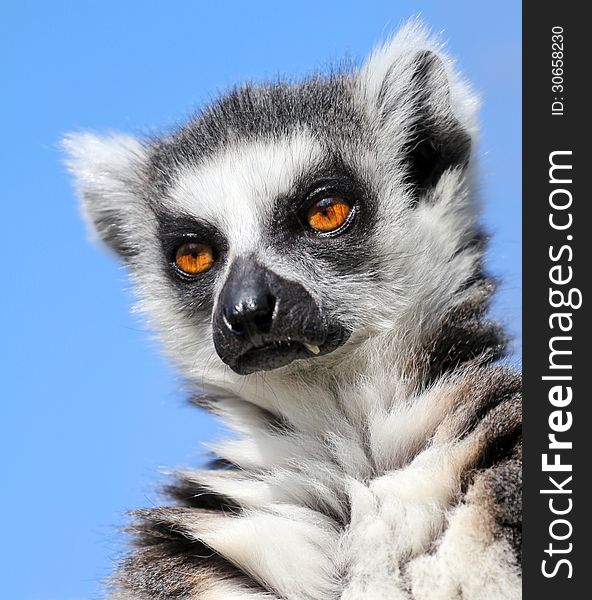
left=66, top=30, right=476, bottom=384
left=152, top=135, right=378, bottom=374
left=140, top=128, right=388, bottom=375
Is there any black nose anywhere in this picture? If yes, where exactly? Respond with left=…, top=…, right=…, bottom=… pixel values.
left=223, top=292, right=276, bottom=338
left=213, top=258, right=335, bottom=374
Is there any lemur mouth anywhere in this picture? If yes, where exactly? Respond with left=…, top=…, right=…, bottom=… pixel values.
left=237, top=340, right=317, bottom=374
left=231, top=329, right=350, bottom=376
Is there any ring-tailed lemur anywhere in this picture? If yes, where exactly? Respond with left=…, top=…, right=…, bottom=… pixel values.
left=65, top=21, right=521, bottom=600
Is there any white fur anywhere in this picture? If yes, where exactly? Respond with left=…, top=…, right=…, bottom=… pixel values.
left=170, top=132, right=325, bottom=255
left=63, top=132, right=150, bottom=248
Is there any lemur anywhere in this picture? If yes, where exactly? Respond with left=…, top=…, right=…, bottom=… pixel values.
left=66, top=21, right=521, bottom=600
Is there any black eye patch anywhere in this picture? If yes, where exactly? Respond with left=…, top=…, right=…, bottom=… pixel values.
left=157, top=213, right=226, bottom=264
left=154, top=209, right=229, bottom=314
left=269, top=155, right=374, bottom=235
left=265, top=155, right=381, bottom=280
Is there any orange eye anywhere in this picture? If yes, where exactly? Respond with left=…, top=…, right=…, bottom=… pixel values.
left=174, top=242, right=214, bottom=275
left=306, top=197, right=352, bottom=233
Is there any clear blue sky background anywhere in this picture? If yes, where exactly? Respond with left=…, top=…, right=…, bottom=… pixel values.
left=1, top=2, right=520, bottom=599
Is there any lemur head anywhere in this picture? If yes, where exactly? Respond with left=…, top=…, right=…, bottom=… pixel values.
left=66, top=23, right=484, bottom=399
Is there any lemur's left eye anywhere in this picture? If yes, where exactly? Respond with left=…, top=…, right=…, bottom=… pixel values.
left=306, top=197, right=352, bottom=233
left=174, top=242, right=214, bottom=275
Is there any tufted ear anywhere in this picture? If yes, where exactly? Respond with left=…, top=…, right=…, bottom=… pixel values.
left=63, top=132, right=149, bottom=259
left=358, top=21, right=477, bottom=194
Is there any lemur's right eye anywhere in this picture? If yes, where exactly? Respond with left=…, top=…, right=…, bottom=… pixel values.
left=306, top=196, right=352, bottom=233
left=174, top=242, right=214, bottom=275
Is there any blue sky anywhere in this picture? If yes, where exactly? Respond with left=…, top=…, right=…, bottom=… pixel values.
left=1, top=2, right=520, bottom=598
